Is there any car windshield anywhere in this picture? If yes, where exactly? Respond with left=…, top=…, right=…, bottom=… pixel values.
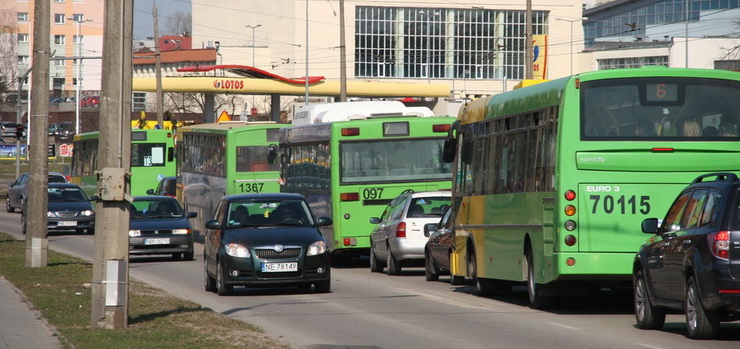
left=49, top=175, right=67, bottom=183
left=407, top=196, right=451, bottom=218
left=48, top=188, right=87, bottom=202
left=227, top=199, right=314, bottom=227
left=130, top=199, right=184, bottom=218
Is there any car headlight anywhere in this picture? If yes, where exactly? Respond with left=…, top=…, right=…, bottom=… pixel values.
left=80, top=210, right=94, bottom=217
left=129, top=230, right=141, bottom=237
left=225, top=243, right=250, bottom=258
left=307, top=241, right=327, bottom=256
left=47, top=211, right=55, bottom=217
left=172, top=229, right=190, bottom=235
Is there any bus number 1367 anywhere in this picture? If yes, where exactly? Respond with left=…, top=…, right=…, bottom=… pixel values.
left=239, top=182, right=264, bottom=193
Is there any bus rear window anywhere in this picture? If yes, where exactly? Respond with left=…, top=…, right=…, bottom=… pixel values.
left=131, top=143, right=166, bottom=167
left=236, top=146, right=279, bottom=172
left=341, top=139, right=451, bottom=183
left=581, top=77, right=740, bottom=141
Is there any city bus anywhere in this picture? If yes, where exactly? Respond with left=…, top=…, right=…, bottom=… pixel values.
left=442, top=67, right=740, bottom=308
left=176, top=121, right=289, bottom=234
left=276, top=101, right=456, bottom=260
left=71, top=129, right=176, bottom=197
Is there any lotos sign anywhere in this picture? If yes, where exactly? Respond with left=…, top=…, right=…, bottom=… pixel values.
left=213, top=79, right=245, bottom=90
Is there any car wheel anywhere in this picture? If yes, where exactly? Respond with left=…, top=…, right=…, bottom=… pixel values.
left=314, top=280, right=331, bottom=293
left=172, top=253, right=183, bottom=260
left=204, top=255, right=216, bottom=292
left=86, top=228, right=95, bottom=235
left=19, top=197, right=25, bottom=214
left=386, top=244, right=401, bottom=275
left=686, top=276, right=720, bottom=339
left=21, top=214, right=27, bottom=235
left=369, top=243, right=383, bottom=273
left=526, top=248, right=557, bottom=309
left=633, top=269, right=666, bottom=330
left=5, top=197, right=12, bottom=213
left=425, top=250, right=439, bottom=282
left=216, top=260, right=233, bottom=296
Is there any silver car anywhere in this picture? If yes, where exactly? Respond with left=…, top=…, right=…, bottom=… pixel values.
left=369, top=191, right=451, bottom=275
left=6, top=172, right=68, bottom=213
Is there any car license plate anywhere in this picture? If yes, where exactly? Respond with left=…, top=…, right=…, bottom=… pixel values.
left=261, top=262, right=298, bottom=272
left=57, top=221, right=77, bottom=227
left=144, top=238, right=170, bottom=245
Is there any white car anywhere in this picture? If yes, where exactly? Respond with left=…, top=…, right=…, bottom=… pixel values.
left=369, top=190, right=451, bottom=275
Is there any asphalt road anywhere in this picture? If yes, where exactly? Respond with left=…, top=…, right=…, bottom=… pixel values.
left=1, top=210, right=739, bottom=349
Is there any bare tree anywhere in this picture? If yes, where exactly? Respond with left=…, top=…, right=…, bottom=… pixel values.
left=165, top=11, right=192, bottom=36
left=165, top=91, right=239, bottom=115
left=0, top=8, right=19, bottom=94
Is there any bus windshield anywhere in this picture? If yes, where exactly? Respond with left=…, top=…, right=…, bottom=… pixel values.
left=581, top=77, right=740, bottom=140
left=340, top=138, right=451, bottom=183
left=131, top=143, right=167, bottom=167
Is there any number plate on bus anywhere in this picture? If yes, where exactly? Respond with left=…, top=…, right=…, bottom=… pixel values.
left=144, top=238, right=170, bottom=245
left=261, top=262, right=298, bottom=272
left=57, top=221, right=77, bottom=227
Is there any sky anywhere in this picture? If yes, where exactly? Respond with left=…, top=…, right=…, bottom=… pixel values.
left=133, top=0, right=192, bottom=39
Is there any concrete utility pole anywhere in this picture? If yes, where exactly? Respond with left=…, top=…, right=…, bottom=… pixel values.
left=25, top=0, right=50, bottom=268
left=525, top=0, right=533, bottom=80
left=153, top=2, right=164, bottom=127
left=16, top=67, right=32, bottom=179
left=90, top=0, right=132, bottom=330
left=339, top=0, right=347, bottom=102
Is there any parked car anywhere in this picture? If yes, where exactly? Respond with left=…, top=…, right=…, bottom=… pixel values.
left=1, top=122, right=18, bottom=138
left=129, top=196, right=197, bottom=260
left=21, top=183, right=95, bottom=236
left=146, top=176, right=177, bottom=197
left=423, top=208, right=464, bottom=284
left=369, top=190, right=451, bottom=275
left=203, top=193, right=332, bottom=296
left=633, top=172, right=740, bottom=339
left=6, top=172, right=68, bottom=213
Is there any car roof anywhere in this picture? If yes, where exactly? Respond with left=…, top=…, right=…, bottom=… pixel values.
left=224, top=193, right=306, bottom=201
left=132, top=195, right=178, bottom=201
left=686, top=173, right=740, bottom=191
left=409, top=191, right=452, bottom=198
left=48, top=183, right=82, bottom=188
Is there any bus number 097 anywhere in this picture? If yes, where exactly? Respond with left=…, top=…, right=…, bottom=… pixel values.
left=362, top=188, right=384, bottom=200
left=589, top=195, right=650, bottom=215
left=239, top=182, right=264, bottom=193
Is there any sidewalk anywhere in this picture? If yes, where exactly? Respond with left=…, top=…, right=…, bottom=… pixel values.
left=0, top=277, right=62, bottom=349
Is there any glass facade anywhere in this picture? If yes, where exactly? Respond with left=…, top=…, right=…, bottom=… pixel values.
left=597, top=56, right=669, bottom=69
left=355, top=6, right=548, bottom=80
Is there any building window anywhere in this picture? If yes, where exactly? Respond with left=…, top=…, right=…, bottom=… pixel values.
left=73, top=35, right=84, bottom=44
left=72, top=13, right=84, bottom=22
left=73, top=78, right=78, bottom=86
left=18, top=56, right=30, bottom=64
left=18, top=12, right=29, bottom=22
left=17, top=34, right=29, bottom=42
left=597, top=56, right=669, bottom=70
left=355, top=6, right=548, bottom=80
left=53, top=59, right=66, bottom=67
left=133, top=92, right=147, bottom=112
left=54, top=14, right=66, bottom=24
left=54, top=35, right=66, bottom=45
left=54, top=0, right=65, bottom=3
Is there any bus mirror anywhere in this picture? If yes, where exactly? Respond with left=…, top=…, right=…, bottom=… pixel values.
left=442, top=138, right=457, bottom=163
left=267, top=144, right=278, bottom=164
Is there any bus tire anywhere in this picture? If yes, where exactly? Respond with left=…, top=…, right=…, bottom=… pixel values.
left=425, top=250, right=439, bottom=282
left=369, top=243, right=383, bottom=273
left=204, top=256, right=216, bottom=292
left=686, top=276, right=719, bottom=339
left=633, top=269, right=665, bottom=330
left=386, top=244, right=401, bottom=275
left=525, top=249, right=556, bottom=309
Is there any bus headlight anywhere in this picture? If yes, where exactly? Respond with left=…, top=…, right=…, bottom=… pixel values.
left=225, top=243, right=251, bottom=258
left=307, top=241, right=327, bottom=256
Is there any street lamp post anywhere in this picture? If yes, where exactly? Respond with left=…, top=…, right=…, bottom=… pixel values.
left=555, top=17, right=578, bottom=76
left=245, top=24, right=261, bottom=114
left=68, top=17, right=92, bottom=135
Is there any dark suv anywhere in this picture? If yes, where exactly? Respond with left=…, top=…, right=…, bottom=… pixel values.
left=633, top=173, right=740, bottom=339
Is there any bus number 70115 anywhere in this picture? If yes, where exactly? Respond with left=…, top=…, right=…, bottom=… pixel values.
left=589, top=195, right=651, bottom=215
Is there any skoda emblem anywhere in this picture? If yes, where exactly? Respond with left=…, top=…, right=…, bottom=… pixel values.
left=273, top=244, right=284, bottom=253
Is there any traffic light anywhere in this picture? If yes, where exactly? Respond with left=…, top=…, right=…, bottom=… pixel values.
left=15, top=124, right=25, bottom=138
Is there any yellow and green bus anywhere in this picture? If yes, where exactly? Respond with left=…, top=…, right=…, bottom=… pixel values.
left=71, top=129, right=176, bottom=197
left=176, top=121, right=289, bottom=234
left=278, top=102, right=456, bottom=260
left=443, top=67, right=740, bottom=308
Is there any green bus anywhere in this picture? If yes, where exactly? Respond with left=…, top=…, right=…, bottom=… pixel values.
left=71, top=129, right=176, bottom=197
left=443, top=67, right=740, bottom=308
left=278, top=103, right=456, bottom=259
left=176, top=121, right=289, bottom=234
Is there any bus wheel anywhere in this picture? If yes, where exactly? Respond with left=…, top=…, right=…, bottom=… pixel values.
left=425, top=250, right=439, bottom=282
left=369, top=243, right=383, bottom=273
left=525, top=249, right=556, bottom=309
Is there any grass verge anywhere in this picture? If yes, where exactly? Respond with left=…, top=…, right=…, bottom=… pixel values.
left=0, top=232, right=291, bottom=349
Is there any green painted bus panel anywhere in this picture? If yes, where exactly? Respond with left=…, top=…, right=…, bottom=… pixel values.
left=576, top=151, right=740, bottom=172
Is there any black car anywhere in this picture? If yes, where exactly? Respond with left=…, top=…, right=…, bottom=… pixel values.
left=22, top=183, right=95, bottom=236
left=423, top=208, right=464, bottom=285
left=129, top=196, right=197, bottom=260
left=203, top=193, right=333, bottom=296
left=146, top=176, right=177, bottom=197
left=633, top=172, right=740, bottom=339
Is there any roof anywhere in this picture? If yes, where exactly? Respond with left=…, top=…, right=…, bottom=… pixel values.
left=133, top=48, right=217, bottom=65
left=223, top=193, right=306, bottom=201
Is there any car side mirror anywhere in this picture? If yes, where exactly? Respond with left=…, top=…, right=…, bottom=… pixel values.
left=205, top=220, right=221, bottom=229
left=317, top=217, right=333, bottom=226
left=187, top=212, right=197, bottom=218
left=146, top=189, right=155, bottom=195
left=369, top=217, right=381, bottom=224
left=641, top=218, right=659, bottom=234
left=424, top=223, right=438, bottom=237
left=88, top=195, right=99, bottom=201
